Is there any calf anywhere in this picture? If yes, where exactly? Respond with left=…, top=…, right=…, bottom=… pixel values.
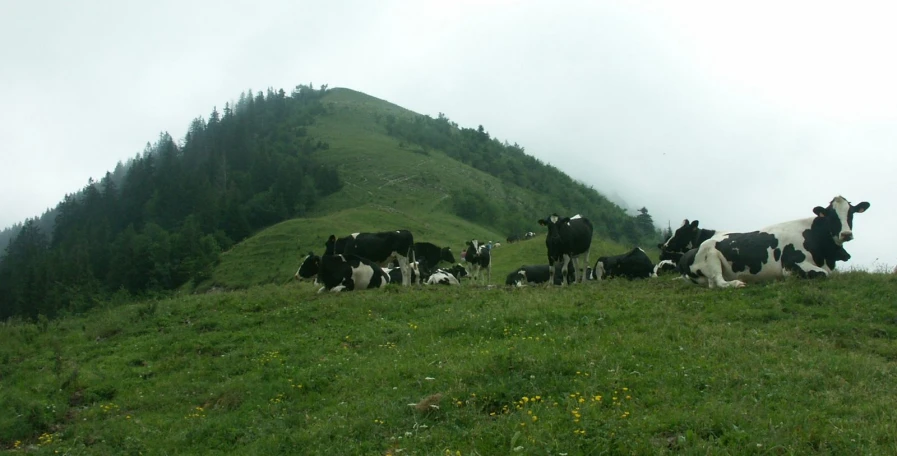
left=327, top=230, right=415, bottom=286
left=426, top=269, right=461, bottom=285
left=294, top=254, right=390, bottom=292
left=464, top=240, right=492, bottom=284
left=537, top=214, right=593, bottom=285
left=685, top=196, right=869, bottom=288
left=593, top=247, right=656, bottom=280
left=445, top=264, right=469, bottom=281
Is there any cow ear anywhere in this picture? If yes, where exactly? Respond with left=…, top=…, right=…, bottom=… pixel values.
left=681, top=219, right=689, bottom=227
left=689, top=220, right=699, bottom=228
left=813, top=206, right=826, bottom=217
left=328, top=235, right=336, bottom=242
left=854, top=202, right=870, bottom=213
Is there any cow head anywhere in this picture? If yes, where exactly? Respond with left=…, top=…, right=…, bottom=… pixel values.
left=538, top=214, right=570, bottom=240
left=812, top=196, right=870, bottom=245
left=324, top=235, right=337, bottom=256
left=659, top=219, right=700, bottom=254
left=295, top=253, right=320, bottom=280
left=441, top=247, right=456, bottom=264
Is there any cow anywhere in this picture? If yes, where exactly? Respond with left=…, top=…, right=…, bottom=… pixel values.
left=523, top=231, right=536, bottom=240
left=326, top=230, right=415, bottom=286
left=537, top=214, right=593, bottom=285
left=412, top=242, right=455, bottom=275
left=294, top=253, right=390, bottom=293
left=504, top=262, right=576, bottom=287
left=425, top=269, right=461, bottom=285
left=658, top=219, right=717, bottom=262
left=685, top=196, right=869, bottom=288
left=593, top=247, right=656, bottom=280
left=506, top=234, right=521, bottom=243
left=384, top=261, right=422, bottom=285
left=464, top=240, right=492, bottom=284
left=445, top=264, right=469, bottom=281
left=653, top=259, right=679, bottom=276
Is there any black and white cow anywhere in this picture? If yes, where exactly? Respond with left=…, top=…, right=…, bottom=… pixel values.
left=412, top=242, right=455, bottom=275
left=685, top=196, right=869, bottom=288
left=537, top=214, right=593, bottom=285
left=592, top=247, right=656, bottom=280
left=327, top=230, right=415, bottom=286
left=658, top=219, right=717, bottom=262
left=464, top=240, right=492, bottom=284
left=523, top=231, right=536, bottom=240
left=653, top=260, right=679, bottom=276
left=425, top=269, right=461, bottom=285
left=504, top=263, right=575, bottom=287
left=384, top=261, right=421, bottom=285
left=294, top=253, right=390, bottom=293
left=445, top=264, right=469, bottom=281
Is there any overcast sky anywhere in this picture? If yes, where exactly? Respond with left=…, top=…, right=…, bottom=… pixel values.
left=2, top=0, right=894, bottom=270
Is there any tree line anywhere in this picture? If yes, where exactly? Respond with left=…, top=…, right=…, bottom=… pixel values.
left=0, top=84, right=341, bottom=320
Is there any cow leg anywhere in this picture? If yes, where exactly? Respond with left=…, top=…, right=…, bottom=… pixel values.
left=579, top=250, right=590, bottom=283
left=547, top=259, right=556, bottom=287
left=788, top=261, right=831, bottom=279
left=560, top=254, right=572, bottom=286
left=697, top=248, right=745, bottom=288
left=570, top=255, right=582, bottom=284
left=396, top=254, right=411, bottom=286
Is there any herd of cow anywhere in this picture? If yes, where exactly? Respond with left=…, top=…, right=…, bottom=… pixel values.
left=294, top=195, right=870, bottom=292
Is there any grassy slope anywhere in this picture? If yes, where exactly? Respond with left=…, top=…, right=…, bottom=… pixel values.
left=209, top=206, right=628, bottom=290
left=3, top=273, right=897, bottom=454
left=305, top=88, right=565, bottom=225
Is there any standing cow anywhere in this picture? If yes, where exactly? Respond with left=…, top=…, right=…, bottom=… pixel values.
left=464, top=240, right=492, bottom=285
left=685, top=196, right=869, bottom=288
left=326, top=230, right=416, bottom=286
left=538, top=214, right=593, bottom=285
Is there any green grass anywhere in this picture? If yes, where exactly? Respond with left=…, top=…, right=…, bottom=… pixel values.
left=302, top=88, right=571, bottom=226
left=4, top=272, right=897, bottom=454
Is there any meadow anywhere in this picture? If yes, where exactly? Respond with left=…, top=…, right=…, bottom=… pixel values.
left=3, top=266, right=896, bottom=454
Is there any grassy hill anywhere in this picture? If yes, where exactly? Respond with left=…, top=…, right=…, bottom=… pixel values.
left=3, top=272, right=897, bottom=454
left=206, top=205, right=629, bottom=291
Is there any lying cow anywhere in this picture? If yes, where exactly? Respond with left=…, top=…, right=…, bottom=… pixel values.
left=426, top=269, right=461, bottom=285
left=658, top=219, right=717, bottom=262
left=685, top=196, right=869, bottom=288
left=383, top=261, right=422, bottom=285
left=295, top=253, right=390, bottom=292
left=592, top=247, right=656, bottom=280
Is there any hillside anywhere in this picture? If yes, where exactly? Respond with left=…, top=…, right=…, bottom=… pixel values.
left=207, top=205, right=627, bottom=290
left=3, top=273, right=896, bottom=454
left=0, top=85, right=658, bottom=320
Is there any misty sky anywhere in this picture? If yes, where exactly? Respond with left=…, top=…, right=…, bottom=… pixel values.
left=2, top=0, right=894, bottom=270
